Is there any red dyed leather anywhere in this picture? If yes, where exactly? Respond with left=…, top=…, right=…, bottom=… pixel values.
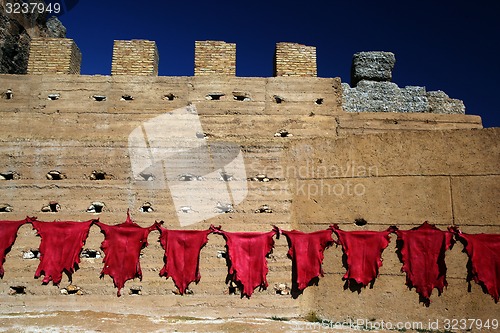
left=96, top=213, right=160, bottom=296
left=332, top=225, right=396, bottom=287
left=158, top=227, right=212, bottom=295
left=280, top=227, right=335, bottom=292
left=396, top=222, right=454, bottom=304
left=454, top=231, right=500, bottom=303
left=213, top=228, right=277, bottom=297
left=0, top=217, right=31, bottom=278
left=32, top=219, right=95, bottom=285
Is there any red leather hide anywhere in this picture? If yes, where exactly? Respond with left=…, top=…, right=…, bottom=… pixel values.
left=332, top=225, right=395, bottom=287
left=214, top=228, right=277, bottom=297
left=96, top=213, right=160, bottom=296
left=455, top=232, right=500, bottom=303
left=281, top=227, right=334, bottom=292
left=396, top=222, right=454, bottom=304
left=32, top=220, right=95, bottom=285
left=158, top=227, right=212, bottom=295
left=0, top=218, right=30, bottom=278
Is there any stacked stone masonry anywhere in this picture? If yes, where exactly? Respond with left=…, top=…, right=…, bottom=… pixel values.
left=111, top=40, right=159, bottom=76
left=194, top=40, right=236, bottom=76
left=343, top=51, right=465, bottom=114
left=27, top=38, right=81, bottom=74
left=0, top=37, right=498, bottom=328
left=274, top=42, right=317, bottom=77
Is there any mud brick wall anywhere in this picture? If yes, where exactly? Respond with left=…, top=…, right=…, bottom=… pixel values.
left=27, top=38, right=81, bottom=74
left=274, top=42, right=317, bottom=77
left=194, top=40, right=236, bottom=76
left=111, top=40, right=159, bottom=76
left=0, top=37, right=498, bottom=326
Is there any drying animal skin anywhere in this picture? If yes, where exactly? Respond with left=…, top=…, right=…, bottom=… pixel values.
left=280, top=226, right=335, bottom=294
left=396, top=222, right=454, bottom=305
left=451, top=229, right=500, bottom=303
left=32, top=219, right=95, bottom=285
left=0, top=217, right=32, bottom=278
left=332, top=225, right=396, bottom=287
left=157, top=227, right=212, bottom=295
left=96, top=212, right=161, bottom=296
left=212, top=227, right=278, bottom=297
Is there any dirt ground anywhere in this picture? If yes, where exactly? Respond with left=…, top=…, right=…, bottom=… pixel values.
left=0, top=295, right=395, bottom=333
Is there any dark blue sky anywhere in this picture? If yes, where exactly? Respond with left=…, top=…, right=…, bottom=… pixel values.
left=58, top=0, right=499, bottom=127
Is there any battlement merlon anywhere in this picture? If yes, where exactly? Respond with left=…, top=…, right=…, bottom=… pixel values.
left=111, top=40, right=159, bottom=76
left=27, top=38, right=81, bottom=75
left=274, top=42, right=317, bottom=77
left=195, top=40, right=236, bottom=76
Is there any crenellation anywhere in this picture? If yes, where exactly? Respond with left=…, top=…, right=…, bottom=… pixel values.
left=274, top=42, right=317, bottom=77
left=111, top=40, right=159, bottom=76
left=27, top=38, right=81, bottom=74
left=194, top=40, right=236, bottom=76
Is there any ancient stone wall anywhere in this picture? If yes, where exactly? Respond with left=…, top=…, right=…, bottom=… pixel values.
left=111, top=40, right=159, bottom=76
left=343, top=51, right=465, bottom=114
left=27, top=37, right=81, bottom=74
left=274, top=42, right=317, bottom=77
left=194, top=40, right=236, bottom=76
left=0, top=38, right=497, bottom=328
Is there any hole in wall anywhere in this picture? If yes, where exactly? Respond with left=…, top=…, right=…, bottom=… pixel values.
left=60, top=284, right=83, bottom=295
left=196, top=132, right=208, bottom=139
left=233, top=92, right=251, bottom=101
left=23, top=249, right=40, bottom=259
left=273, top=283, right=291, bottom=295
left=162, top=93, right=176, bottom=101
left=254, top=204, right=273, bottom=214
left=46, top=170, right=66, bottom=180
left=354, top=218, right=368, bottom=226
left=139, top=202, right=154, bottom=213
left=315, top=98, right=324, bottom=105
left=0, top=204, right=13, bottom=212
left=4, top=89, right=13, bottom=99
left=179, top=206, right=194, bottom=213
left=219, top=171, right=233, bottom=181
left=89, top=170, right=111, bottom=180
left=227, top=281, right=238, bottom=295
left=0, top=171, right=20, bottom=180
left=217, top=250, right=226, bottom=259
left=41, top=201, right=60, bottom=212
left=121, top=94, right=134, bottom=101
left=80, top=249, right=101, bottom=258
left=178, top=173, right=203, bottom=181
left=129, top=287, right=142, bottom=295
left=139, top=172, right=154, bottom=181
left=274, top=95, right=284, bottom=103
left=9, top=285, right=26, bottom=295
left=91, top=95, right=106, bottom=102
left=87, top=201, right=105, bottom=213
left=215, top=202, right=233, bottom=213
left=205, top=93, right=225, bottom=100
left=249, top=174, right=273, bottom=182
left=47, top=93, right=60, bottom=100
left=274, top=129, right=292, bottom=137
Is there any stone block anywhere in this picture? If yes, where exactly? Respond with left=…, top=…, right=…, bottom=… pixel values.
left=351, top=51, right=395, bottom=86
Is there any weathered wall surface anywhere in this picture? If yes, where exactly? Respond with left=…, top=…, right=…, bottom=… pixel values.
left=0, top=73, right=496, bottom=326
left=286, top=129, right=499, bottom=324
left=0, top=37, right=497, bottom=329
